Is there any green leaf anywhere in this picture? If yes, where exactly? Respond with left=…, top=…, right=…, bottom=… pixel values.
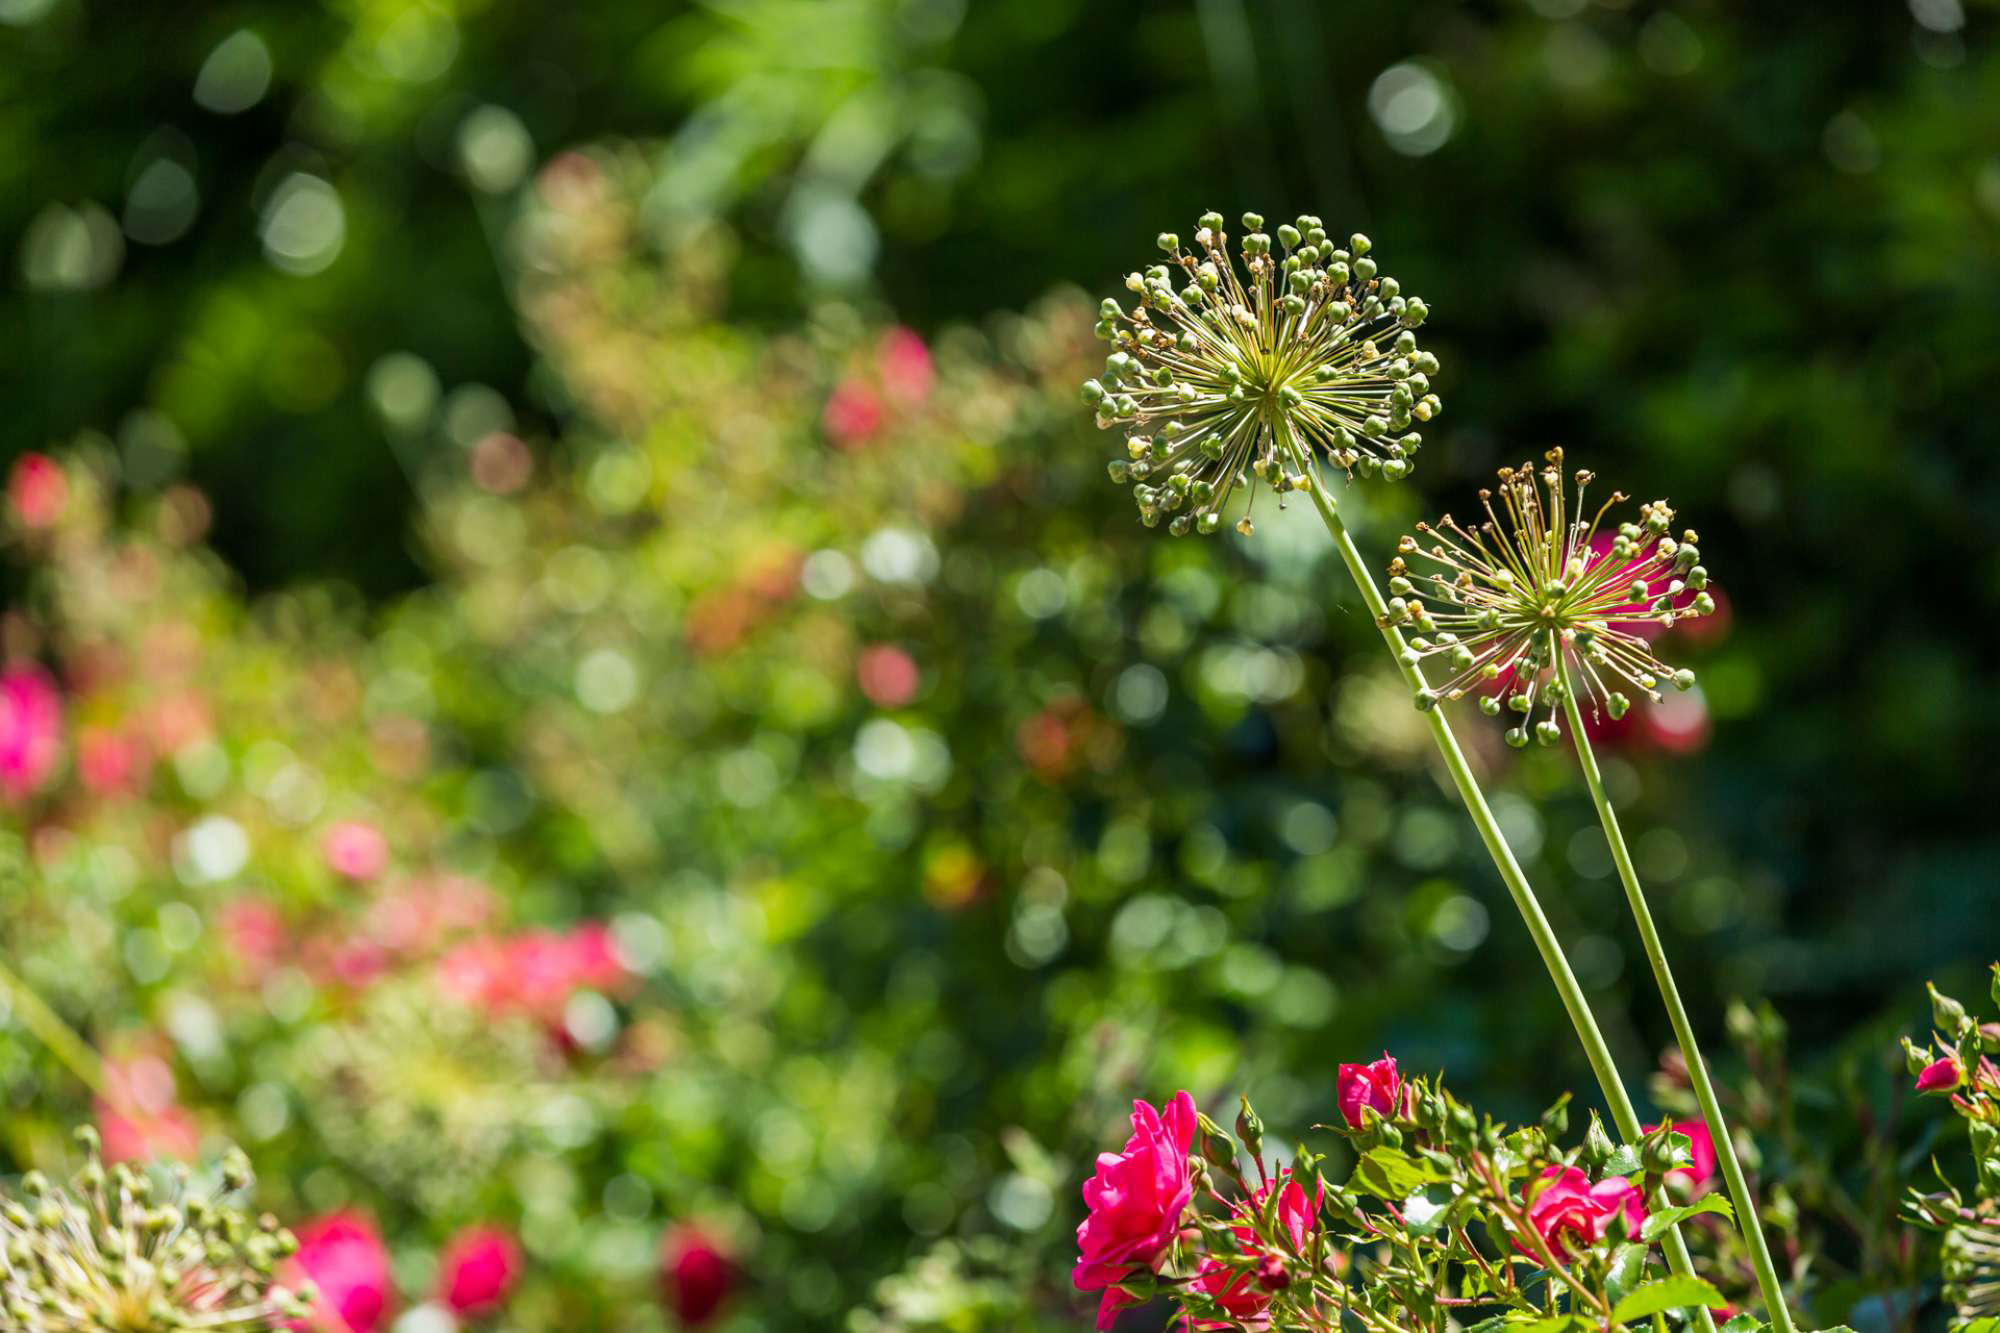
left=1603, top=1144, right=1643, bottom=1177
left=1348, top=1146, right=1454, bottom=1199
left=1639, top=1194, right=1735, bottom=1240
left=1603, top=1242, right=1650, bottom=1307
left=1718, top=1316, right=1767, bottom=1333
left=1610, top=1276, right=1727, bottom=1325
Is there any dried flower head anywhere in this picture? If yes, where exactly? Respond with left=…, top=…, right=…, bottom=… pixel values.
left=1383, top=449, right=1714, bottom=748
left=0, top=1125, right=314, bottom=1331
left=1083, top=211, right=1439, bottom=538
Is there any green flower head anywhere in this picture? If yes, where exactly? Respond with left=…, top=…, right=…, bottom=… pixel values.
left=1082, top=211, right=1439, bottom=538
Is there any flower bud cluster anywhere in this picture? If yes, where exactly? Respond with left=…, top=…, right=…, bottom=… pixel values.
left=1075, top=1056, right=1737, bottom=1331
left=1906, top=966, right=2000, bottom=1326
left=1082, top=212, right=1439, bottom=539
left=1385, top=448, right=1715, bottom=745
left=0, top=1126, right=314, bottom=1331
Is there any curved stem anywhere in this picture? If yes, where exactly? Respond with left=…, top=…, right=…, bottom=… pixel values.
left=1289, top=455, right=1716, bottom=1332
left=1556, top=664, right=1798, bottom=1333
left=0, top=956, right=111, bottom=1101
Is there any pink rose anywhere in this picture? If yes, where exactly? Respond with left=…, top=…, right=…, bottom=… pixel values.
left=1519, top=1165, right=1647, bottom=1263
left=77, top=726, right=148, bottom=795
left=1336, top=1054, right=1401, bottom=1130
left=822, top=379, right=884, bottom=448
left=437, top=1225, right=521, bottom=1316
left=8, top=452, right=67, bottom=528
left=1189, top=1173, right=1319, bottom=1328
left=1644, top=1119, right=1717, bottom=1193
left=95, top=1054, right=198, bottom=1164
left=1074, top=1090, right=1198, bottom=1330
left=1917, top=1055, right=1962, bottom=1093
left=0, top=666, right=62, bottom=802
left=291, top=1212, right=394, bottom=1332
left=877, top=327, right=935, bottom=406
left=856, top=644, right=920, bottom=707
left=660, top=1226, right=732, bottom=1327
left=322, top=821, right=389, bottom=881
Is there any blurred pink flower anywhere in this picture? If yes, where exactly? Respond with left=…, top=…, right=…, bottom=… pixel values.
left=1519, top=1165, right=1646, bottom=1263
left=1645, top=1118, right=1718, bottom=1194
left=856, top=644, right=920, bottom=707
left=1074, top=1090, right=1197, bottom=1330
left=660, top=1226, right=733, bottom=1327
left=219, top=898, right=289, bottom=980
left=1336, top=1053, right=1402, bottom=1130
left=437, top=923, right=627, bottom=1019
left=323, top=821, right=390, bottom=881
left=437, top=1225, right=522, bottom=1316
left=8, top=452, right=67, bottom=528
left=77, top=726, right=148, bottom=795
left=878, top=327, right=935, bottom=406
left=822, top=379, right=884, bottom=448
left=291, top=1212, right=394, bottom=1333
left=95, top=1053, right=199, bottom=1164
left=0, top=666, right=62, bottom=802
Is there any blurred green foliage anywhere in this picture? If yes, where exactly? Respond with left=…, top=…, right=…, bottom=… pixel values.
left=0, top=0, right=1995, bottom=1328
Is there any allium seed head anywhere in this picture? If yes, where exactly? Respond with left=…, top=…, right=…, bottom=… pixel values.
left=1942, top=1207, right=2000, bottom=1321
left=1384, top=449, right=1712, bottom=745
left=1085, top=212, right=1440, bottom=538
left=0, top=1126, right=314, bottom=1331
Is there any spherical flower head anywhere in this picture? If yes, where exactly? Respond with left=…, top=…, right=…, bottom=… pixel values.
left=1517, top=1164, right=1646, bottom=1264
left=437, top=1224, right=521, bottom=1315
left=659, top=1225, right=733, bottom=1327
left=1386, top=449, right=1715, bottom=748
left=0, top=1127, right=315, bottom=1333
left=1083, top=213, right=1440, bottom=539
left=1943, top=1209, right=2000, bottom=1321
left=1336, top=1052, right=1402, bottom=1129
left=1073, top=1090, right=1198, bottom=1330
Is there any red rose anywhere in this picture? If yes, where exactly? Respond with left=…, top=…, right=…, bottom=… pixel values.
left=1074, top=1091, right=1198, bottom=1330
left=1917, top=1055, right=1962, bottom=1093
left=660, top=1225, right=733, bottom=1327
left=437, top=1224, right=521, bottom=1316
left=1336, top=1054, right=1401, bottom=1130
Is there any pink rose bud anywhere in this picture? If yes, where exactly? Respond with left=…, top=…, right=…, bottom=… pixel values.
left=660, top=1226, right=733, bottom=1327
left=1073, top=1091, right=1197, bottom=1331
left=1643, top=1118, right=1718, bottom=1193
left=437, top=1225, right=522, bottom=1315
left=322, top=820, right=389, bottom=881
left=291, top=1212, right=394, bottom=1332
left=1917, top=1055, right=1963, bottom=1093
left=1336, top=1053, right=1402, bottom=1129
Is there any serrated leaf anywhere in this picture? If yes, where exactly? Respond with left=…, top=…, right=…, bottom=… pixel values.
left=1610, top=1276, right=1726, bottom=1324
left=1718, top=1316, right=1766, bottom=1333
left=1640, top=1194, right=1735, bottom=1240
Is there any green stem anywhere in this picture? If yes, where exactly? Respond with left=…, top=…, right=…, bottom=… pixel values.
left=1290, top=456, right=1716, bottom=1332
left=1557, top=665, right=1798, bottom=1333
left=0, top=955, right=111, bottom=1101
